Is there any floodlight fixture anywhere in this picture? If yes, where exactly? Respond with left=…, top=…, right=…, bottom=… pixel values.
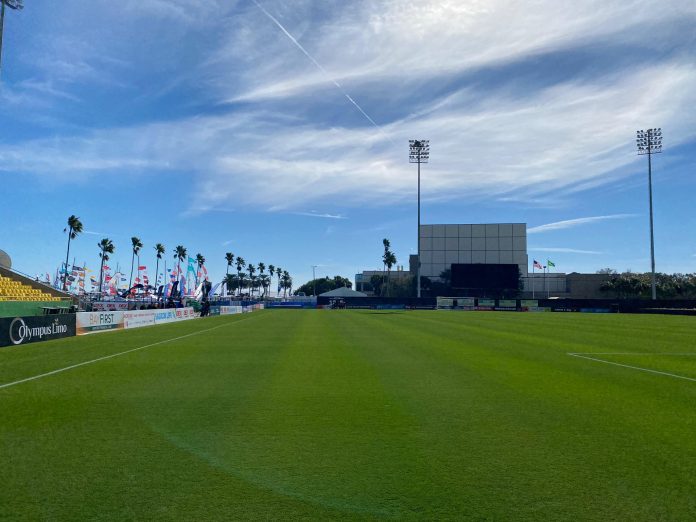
left=409, top=139, right=429, bottom=298
left=409, top=139, right=430, bottom=163
left=636, top=128, right=663, bottom=300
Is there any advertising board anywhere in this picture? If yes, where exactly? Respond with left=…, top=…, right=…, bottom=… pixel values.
left=476, top=299, right=496, bottom=311
left=496, top=299, right=518, bottom=311
left=220, top=306, right=243, bottom=315
left=92, top=302, right=130, bottom=312
left=76, top=311, right=124, bottom=334
left=1, top=314, right=77, bottom=347
left=124, top=310, right=155, bottom=329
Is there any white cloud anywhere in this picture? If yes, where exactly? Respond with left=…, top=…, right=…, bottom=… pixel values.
left=528, top=214, right=638, bottom=234
left=529, top=247, right=602, bottom=255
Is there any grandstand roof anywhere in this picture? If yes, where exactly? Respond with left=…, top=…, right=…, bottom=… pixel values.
left=320, top=287, right=367, bottom=298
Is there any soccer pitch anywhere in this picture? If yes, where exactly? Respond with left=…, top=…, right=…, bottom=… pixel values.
left=1, top=310, right=695, bottom=520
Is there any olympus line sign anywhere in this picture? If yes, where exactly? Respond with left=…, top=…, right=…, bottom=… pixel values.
left=0, top=315, right=77, bottom=348
left=10, top=317, right=68, bottom=345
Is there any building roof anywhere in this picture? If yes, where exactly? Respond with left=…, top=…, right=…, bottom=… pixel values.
left=320, top=287, right=367, bottom=297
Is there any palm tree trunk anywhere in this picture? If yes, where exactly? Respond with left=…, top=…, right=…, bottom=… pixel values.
left=129, top=251, right=135, bottom=292
left=63, top=229, right=72, bottom=291
left=98, top=257, right=105, bottom=297
left=155, top=258, right=160, bottom=294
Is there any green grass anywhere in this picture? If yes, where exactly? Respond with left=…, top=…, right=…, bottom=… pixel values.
left=1, top=310, right=696, bottom=520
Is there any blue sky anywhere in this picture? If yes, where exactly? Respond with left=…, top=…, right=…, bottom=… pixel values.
left=1, top=0, right=696, bottom=288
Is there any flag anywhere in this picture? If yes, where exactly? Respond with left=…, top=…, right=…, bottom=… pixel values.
left=533, top=260, right=543, bottom=270
left=547, top=259, right=556, bottom=268
left=102, top=265, right=110, bottom=271
left=138, top=265, right=147, bottom=271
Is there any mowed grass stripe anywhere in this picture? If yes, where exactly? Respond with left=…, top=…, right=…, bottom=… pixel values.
left=2, top=310, right=696, bottom=520
left=0, top=313, right=261, bottom=387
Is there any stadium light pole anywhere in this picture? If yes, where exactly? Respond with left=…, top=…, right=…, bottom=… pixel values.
left=312, top=265, right=318, bottom=296
left=409, top=140, right=429, bottom=298
left=0, top=0, right=24, bottom=77
left=636, top=128, right=662, bottom=301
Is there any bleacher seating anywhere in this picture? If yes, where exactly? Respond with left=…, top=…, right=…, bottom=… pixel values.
left=0, top=275, right=64, bottom=302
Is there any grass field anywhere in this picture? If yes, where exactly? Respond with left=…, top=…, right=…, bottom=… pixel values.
left=1, top=310, right=696, bottom=520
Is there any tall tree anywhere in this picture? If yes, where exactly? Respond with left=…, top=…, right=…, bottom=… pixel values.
left=268, top=264, right=276, bottom=296
left=62, top=215, right=83, bottom=291
left=260, top=274, right=271, bottom=297
left=235, top=257, right=246, bottom=296
left=195, top=253, right=206, bottom=287
left=222, top=274, right=238, bottom=298
left=247, top=264, right=256, bottom=297
left=258, top=263, right=266, bottom=297
left=174, top=245, right=187, bottom=293
left=281, top=270, right=292, bottom=298
left=275, top=266, right=283, bottom=297
left=97, top=238, right=115, bottom=296
left=224, top=253, right=235, bottom=296
left=154, top=243, right=165, bottom=292
left=383, top=250, right=397, bottom=297
left=381, top=238, right=390, bottom=296
left=129, top=236, right=143, bottom=293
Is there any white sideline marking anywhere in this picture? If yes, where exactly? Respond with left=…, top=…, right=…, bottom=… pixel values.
left=568, top=352, right=696, bottom=383
left=0, top=316, right=254, bottom=391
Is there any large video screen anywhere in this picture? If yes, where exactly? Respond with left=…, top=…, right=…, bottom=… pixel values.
left=450, top=263, right=519, bottom=292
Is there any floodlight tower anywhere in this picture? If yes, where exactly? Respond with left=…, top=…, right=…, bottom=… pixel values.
left=636, top=128, right=663, bottom=301
left=409, top=139, right=429, bottom=298
left=0, top=0, right=24, bottom=76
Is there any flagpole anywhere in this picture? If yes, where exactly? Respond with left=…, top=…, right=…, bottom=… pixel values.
left=532, top=264, right=535, bottom=299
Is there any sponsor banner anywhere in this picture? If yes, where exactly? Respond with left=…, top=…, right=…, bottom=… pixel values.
left=496, top=299, right=518, bottom=311
left=77, top=311, right=124, bottom=334
left=580, top=308, right=612, bottom=313
left=476, top=298, right=496, bottom=311
left=220, top=306, right=243, bottom=315
left=209, top=306, right=221, bottom=316
left=1, top=314, right=77, bottom=347
left=521, top=300, right=538, bottom=308
left=455, top=298, right=475, bottom=308
left=528, top=306, right=551, bottom=312
left=92, top=302, right=129, bottom=312
left=153, top=307, right=196, bottom=324
left=124, top=310, right=156, bottom=329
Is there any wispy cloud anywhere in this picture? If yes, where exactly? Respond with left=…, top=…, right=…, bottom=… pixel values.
left=291, top=211, right=347, bottom=220
left=528, top=214, right=638, bottom=234
left=529, top=247, right=603, bottom=255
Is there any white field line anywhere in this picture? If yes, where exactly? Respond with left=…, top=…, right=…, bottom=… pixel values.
left=567, top=352, right=696, bottom=383
left=0, top=316, right=255, bottom=391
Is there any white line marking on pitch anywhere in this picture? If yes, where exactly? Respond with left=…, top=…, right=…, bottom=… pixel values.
left=568, top=352, right=696, bottom=383
left=0, top=316, right=255, bottom=391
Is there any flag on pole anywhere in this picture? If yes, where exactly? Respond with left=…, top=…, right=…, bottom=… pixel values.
left=533, top=260, right=543, bottom=270
left=547, top=259, right=556, bottom=268
left=138, top=265, right=147, bottom=271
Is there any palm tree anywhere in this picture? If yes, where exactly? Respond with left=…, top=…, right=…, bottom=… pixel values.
left=97, top=238, right=115, bottom=296
left=62, top=215, right=83, bottom=291
left=281, top=270, right=291, bottom=297
left=247, top=264, right=256, bottom=297
left=174, top=245, right=187, bottom=290
left=224, top=253, right=235, bottom=295
left=235, top=257, right=246, bottom=296
left=268, top=264, right=275, bottom=296
left=129, top=236, right=143, bottom=292
left=223, top=273, right=237, bottom=298
left=382, top=238, right=390, bottom=296
left=259, top=274, right=271, bottom=298
left=258, top=263, right=266, bottom=297
left=195, top=253, right=205, bottom=287
left=384, top=251, right=397, bottom=297
left=154, top=243, right=165, bottom=291
left=275, top=266, right=283, bottom=297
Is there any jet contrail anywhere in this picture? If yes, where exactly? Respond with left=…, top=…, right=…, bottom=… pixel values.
left=251, top=0, right=384, bottom=133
